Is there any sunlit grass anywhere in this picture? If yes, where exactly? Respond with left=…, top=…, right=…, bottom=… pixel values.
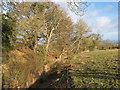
left=66, top=49, right=119, bottom=88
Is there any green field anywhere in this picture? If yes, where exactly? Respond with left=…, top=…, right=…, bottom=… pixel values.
left=66, top=49, right=120, bottom=88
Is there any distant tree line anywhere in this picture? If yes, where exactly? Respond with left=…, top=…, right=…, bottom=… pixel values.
left=97, top=40, right=118, bottom=50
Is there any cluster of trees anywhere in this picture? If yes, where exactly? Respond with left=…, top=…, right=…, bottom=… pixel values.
left=3, top=2, right=115, bottom=62
left=2, top=2, right=102, bottom=59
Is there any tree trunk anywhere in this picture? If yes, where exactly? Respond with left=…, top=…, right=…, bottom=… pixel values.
left=59, top=48, right=65, bottom=60
left=75, top=40, right=81, bottom=54
left=44, top=19, right=61, bottom=63
left=34, top=30, right=38, bottom=53
left=45, top=27, right=55, bottom=62
left=70, top=37, right=79, bottom=47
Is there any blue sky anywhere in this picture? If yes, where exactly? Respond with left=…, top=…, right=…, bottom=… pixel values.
left=56, top=2, right=118, bottom=42
left=84, top=2, right=118, bottom=42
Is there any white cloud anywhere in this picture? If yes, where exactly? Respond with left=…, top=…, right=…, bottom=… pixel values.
left=89, top=10, right=99, bottom=16
left=96, top=16, right=110, bottom=27
left=90, top=3, right=95, bottom=7
left=105, top=5, right=114, bottom=11
left=83, top=10, right=100, bottom=19
left=82, top=15, right=118, bottom=41
left=67, top=10, right=81, bottom=24
left=91, top=16, right=118, bottom=34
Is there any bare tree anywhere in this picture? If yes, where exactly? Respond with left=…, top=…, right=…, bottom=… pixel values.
left=67, top=1, right=90, bottom=16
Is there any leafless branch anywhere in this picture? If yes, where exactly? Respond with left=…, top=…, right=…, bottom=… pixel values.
left=67, top=1, right=90, bottom=16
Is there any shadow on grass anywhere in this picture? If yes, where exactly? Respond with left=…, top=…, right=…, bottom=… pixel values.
left=71, top=69, right=120, bottom=80
left=29, top=60, right=120, bottom=88
left=29, top=65, right=74, bottom=88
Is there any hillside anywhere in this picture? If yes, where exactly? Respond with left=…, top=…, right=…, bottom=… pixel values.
left=2, top=46, right=64, bottom=88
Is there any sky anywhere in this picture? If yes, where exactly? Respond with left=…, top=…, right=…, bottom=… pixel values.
left=56, top=2, right=118, bottom=42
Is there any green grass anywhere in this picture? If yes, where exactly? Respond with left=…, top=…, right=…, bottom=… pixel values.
left=66, top=49, right=120, bottom=88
